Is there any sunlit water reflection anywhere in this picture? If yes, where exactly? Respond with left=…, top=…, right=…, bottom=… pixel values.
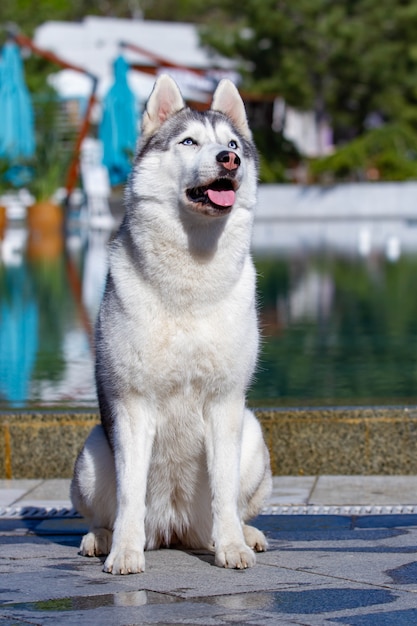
left=1, top=221, right=417, bottom=409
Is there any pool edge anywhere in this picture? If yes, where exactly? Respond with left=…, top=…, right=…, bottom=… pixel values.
left=1, top=407, right=417, bottom=478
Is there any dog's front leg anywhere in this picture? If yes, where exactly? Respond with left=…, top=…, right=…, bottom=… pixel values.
left=206, top=396, right=256, bottom=569
left=103, top=399, right=155, bottom=575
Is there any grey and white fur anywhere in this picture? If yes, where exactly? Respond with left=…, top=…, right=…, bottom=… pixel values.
left=71, top=74, right=272, bottom=574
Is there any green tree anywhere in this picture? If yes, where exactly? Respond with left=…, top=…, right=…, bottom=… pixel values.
left=142, top=0, right=210, bottom=22
left=310, top=122, right=417, bottom=182
left=0, top=0, right=207, bottom=38
left=200, top=0, right=417, bottom=143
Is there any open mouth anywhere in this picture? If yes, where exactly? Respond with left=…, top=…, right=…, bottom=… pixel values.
left=186, top=178, right=236, bottom=213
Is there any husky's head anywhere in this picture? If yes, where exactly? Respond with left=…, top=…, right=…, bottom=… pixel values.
left=130, top=75, right=258, bottom=220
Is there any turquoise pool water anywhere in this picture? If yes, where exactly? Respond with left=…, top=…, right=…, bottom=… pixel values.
left=1, top=224, right=417, bottom=409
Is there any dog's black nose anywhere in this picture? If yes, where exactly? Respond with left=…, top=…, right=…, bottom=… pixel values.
left=216, top=151, right=241, bottom=171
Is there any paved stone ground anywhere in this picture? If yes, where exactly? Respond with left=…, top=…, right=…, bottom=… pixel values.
left=1, top=476, right=417, bottom=625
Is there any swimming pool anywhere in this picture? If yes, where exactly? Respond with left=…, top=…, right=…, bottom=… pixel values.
left=1, top=221, right=417, bottom=409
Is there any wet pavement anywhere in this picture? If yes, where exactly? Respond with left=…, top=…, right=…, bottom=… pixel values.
left=1, top=476, right=417, bottom=625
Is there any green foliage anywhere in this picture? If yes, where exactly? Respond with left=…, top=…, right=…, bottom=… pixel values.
left=27, top=95, right=71, bottom=200
left=0, top=159, right=12, bottom=193
left=0, top=0, right=211, bottom=38
left=27, top=147, right=68, bottom=201
left=8, top=0, right=417, bottom=182
left=0, top=0, right=111, bottom=38
left=142, top=0, right=211, bottom=21
left=200, top=0, right=417, bottom=144
left=23, top=55, right=57, bottom=95
left=253, top=129, right=300, bottom=183
left=310, top=123, right=417, bottom=182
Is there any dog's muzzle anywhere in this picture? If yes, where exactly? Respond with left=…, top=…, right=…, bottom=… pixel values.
left=185, top=151, right=240, bottom=216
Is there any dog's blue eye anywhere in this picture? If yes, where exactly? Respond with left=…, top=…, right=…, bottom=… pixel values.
left=181, top=138, right=196, bottom=146
left=228, top=140, right=238, bottom=150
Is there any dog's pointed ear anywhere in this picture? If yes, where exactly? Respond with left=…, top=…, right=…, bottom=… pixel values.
left=211, top=80, right=251, bottom=140
left=142, top=74, right=185, bottom=137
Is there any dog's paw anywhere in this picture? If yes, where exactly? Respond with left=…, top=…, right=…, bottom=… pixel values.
left=215, top=543, right=256, bottom=569
left=80, top=529, right=112, bottom=557
left=243, top=524, right=268, bottom=552
left=103, top=548, right=145, bottom=575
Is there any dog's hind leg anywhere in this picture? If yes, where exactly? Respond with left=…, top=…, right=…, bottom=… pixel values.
left=239, top=408, right=272, bottom=552
left=70, top=425, right=116, bottom=557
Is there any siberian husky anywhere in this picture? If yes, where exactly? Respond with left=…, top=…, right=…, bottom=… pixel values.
left=71, top=74, right=272, bottom=575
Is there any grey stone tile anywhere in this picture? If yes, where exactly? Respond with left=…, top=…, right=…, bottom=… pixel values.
left=13, top=498, right=72, bottom=509
left=332, top=608, right=417, bottom=626
left=0, top=479, right=42, bottom=507
left=2, top=475, right=417, bottom=510
left=310, top=475, right=417, bottom=505
left=2, top=517, right=417, bottom=626
left=268, top=476, right=316, bottom=505
left=14, top=478, right=72, bottom=508
left=17, top=479, right=72, bottom=500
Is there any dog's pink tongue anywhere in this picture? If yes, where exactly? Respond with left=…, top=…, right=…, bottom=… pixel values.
left=206, top=188, right=236, bottom=207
